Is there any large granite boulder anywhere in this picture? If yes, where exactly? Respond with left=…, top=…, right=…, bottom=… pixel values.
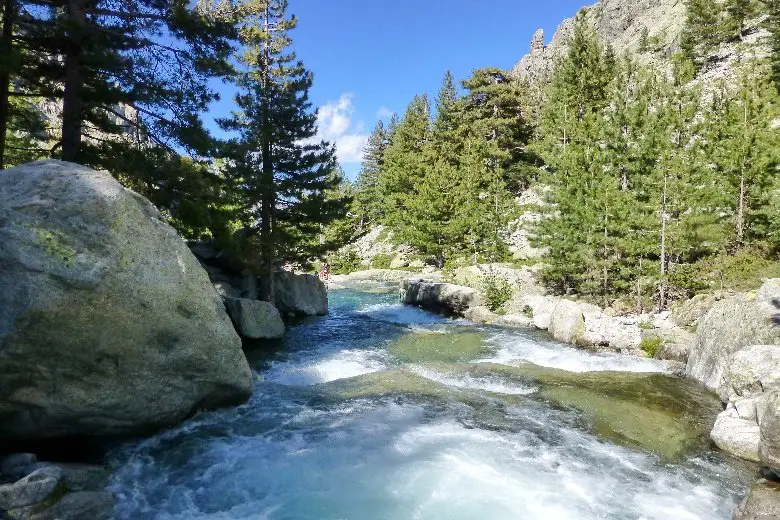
left=0, top=161, right=253, bottom=440
left=548, top=299, right=600, bottom=345
left=274, top=271, right=328, bottom=316
left=687, top=280, right=780, bottom=392
left=760, top=391, right=780, bottom=470
left=400, top=279, right=483, bottom=316
left=224, top=298, right=285, bottom=339
left=721, top=345, right=780, bottom=402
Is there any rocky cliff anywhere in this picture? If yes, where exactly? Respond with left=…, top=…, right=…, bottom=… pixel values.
left=512, top=0, right=686, bottom=83
left=511, top=0, right=768, bottom=88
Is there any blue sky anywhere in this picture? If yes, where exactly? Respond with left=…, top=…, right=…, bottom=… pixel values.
left=207, top=0, right=589, bottom=179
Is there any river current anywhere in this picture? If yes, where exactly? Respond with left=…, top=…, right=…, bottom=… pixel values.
left=107, top=283, right=753, bottom=519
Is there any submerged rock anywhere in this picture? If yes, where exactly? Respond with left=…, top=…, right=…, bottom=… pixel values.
left=324, top=360, right=721, bottom=462
left=224, top=298, right=285, bottom=339
left=0, top=160, right=253, bottom=440
left=274, top=271, right=328, bottom=316
left=388, top=331, right=491, bottom=364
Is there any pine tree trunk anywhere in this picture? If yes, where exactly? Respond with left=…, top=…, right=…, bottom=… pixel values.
left=0, top=0, right=15, bottom=170
left=257, top=4, right=275, bottom=304
left=659, top=173, right=668, bottom=310
left=737, top=166, right=746, bottom=245
left=62, top=0, right=85, bottom=162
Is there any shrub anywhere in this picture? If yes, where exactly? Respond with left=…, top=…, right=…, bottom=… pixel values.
left=640, top=337, right=664, bottom=358
left=328, top=249, right=361, bottom=274
left=371, top=253, right=394, bottom=270
left=522, top=305, right=534, bottom=318
left=481, top=269, right=513, bottom=313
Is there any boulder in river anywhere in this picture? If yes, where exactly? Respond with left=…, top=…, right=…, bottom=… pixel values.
left=274, top=271, right=328, bottom=316
left=224, top=298, right=285, bottom=339
left=686, top=280, right=780, bottom=393
left=0, top=160, right=253, bottom=440
left=710, top=408, right=761, bottom=462
left=721, top=345, right=780, bottom=402
left=400, top=279, right=483, bottom=315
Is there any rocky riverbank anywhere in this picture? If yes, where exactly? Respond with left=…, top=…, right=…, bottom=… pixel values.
left=0, top=161, right=332, bottom=519
left=397, top=270, right=780, bottom=519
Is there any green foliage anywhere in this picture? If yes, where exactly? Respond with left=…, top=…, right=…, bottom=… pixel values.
left=640, top=337, right=664, bottom=358
left=370, top=253, right=394, bottom=270
left=327, top=249, right=362, bottom=275
left=480, top=269, right=513, bottom=312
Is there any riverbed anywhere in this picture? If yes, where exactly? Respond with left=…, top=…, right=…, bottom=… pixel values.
left=107, top=283, right=754, bottom=519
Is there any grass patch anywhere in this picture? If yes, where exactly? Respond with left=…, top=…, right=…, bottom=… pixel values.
left=640, top=337, right=664, bottom=358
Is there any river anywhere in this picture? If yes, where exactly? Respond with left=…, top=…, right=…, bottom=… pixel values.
left=107, top=283, right=754, bottom=519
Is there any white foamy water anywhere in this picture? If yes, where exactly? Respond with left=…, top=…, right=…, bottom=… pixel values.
left=107, top=288, right=750, bottom=519
left=264, top=348, right=388, bottom=386
left=356, top=301, right=453, bottom=326
left=109, top=398, right=745, bottom=520
left=410, top=365, right=537, bottom=395
left=482, top=331, right=669, bottom=373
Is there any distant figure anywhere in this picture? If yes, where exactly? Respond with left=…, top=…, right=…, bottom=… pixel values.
left=282, top=261, right=294, bottom=272
left=319, top=263, right=330, bottom=283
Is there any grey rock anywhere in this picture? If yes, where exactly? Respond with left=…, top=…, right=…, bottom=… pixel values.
left=721, top=345, right=780, bottom=401
left=760, top=391, right=780, bottom=469
left=649, top=327, right=695, bottom=363
left=548, top=300, right=601, bottom=345
left=213, top=281, right=240, bottom=299
left=0, top=467, right=62, bottom=511
left=670, top=293, right=720, bottom=331
left=274, top=271, right=328, bottom=316
left=9, top=491, right=114, bottom=520
left=686, top=280, right=780, bottom=394
left=710, top=408, right=761, bottom=462
left=33, top=464, right=108, bottom=492
left=224, top=298, right=285, bottom=339
left=0, top=160, right=252, bottom=440
left=0, top=455, right=37, bottom=481
left=733, top=479, right=780, bottom=520
left=400, top=279, right=483, bottom=316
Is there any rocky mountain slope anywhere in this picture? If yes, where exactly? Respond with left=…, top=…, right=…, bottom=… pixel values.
left=511, top=0, right=768, bottom=87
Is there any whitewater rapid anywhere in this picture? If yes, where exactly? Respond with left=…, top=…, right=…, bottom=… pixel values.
left=107, top=287, right=751, bottom=520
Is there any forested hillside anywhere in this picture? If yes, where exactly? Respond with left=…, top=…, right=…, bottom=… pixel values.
left=346, top=0, right=780, bottom=311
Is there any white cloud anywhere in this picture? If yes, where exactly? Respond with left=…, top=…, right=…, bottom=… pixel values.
left=314, top=93, right=368, bottom=164
left=376, top=106, right=394, bottom=119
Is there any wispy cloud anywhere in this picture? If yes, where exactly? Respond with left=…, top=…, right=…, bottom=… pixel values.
left=314, top=93, right=368, bottom=164
left=376, top=106, right=394, bottom=119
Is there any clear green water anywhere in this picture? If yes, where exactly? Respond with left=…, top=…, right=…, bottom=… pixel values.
left=108, top=285, right=753, bottom=519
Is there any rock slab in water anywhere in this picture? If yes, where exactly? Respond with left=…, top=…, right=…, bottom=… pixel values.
left=687, top=280, right=780, bottom=393
left=224, top=298, right=285, bottom=339
left=0, top=160, right=253, bottom=440
left=274, top=271, right=328, bottom=316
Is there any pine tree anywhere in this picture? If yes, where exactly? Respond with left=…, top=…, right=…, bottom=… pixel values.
left=460, top=66, right=535, bottom=192
left=726, top=0, right=756, bottom=39
left=379, top=94, right=430, bottom=229
left=219, top=0, right=345, bottom=302
left=356, top=120, right=389, bottom=226
left=764, top=0, right=780, bottom=90
left=681, top=0, right=725, bottom=66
